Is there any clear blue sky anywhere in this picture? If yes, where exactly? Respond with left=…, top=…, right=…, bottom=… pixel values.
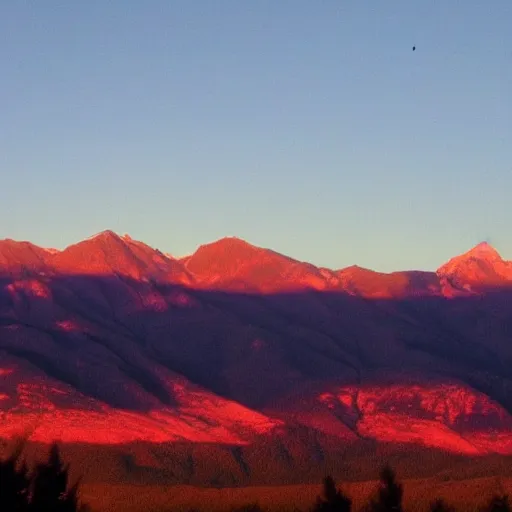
left=1, top=2, right=510, bottom=272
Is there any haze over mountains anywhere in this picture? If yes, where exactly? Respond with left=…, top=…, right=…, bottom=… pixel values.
left=1, top=231, right=512, bottom=484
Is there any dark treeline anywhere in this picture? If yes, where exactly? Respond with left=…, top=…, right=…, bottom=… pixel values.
left=0, top=443, right=510, bottom=512
left=195, top=466, right=510, bottom=512
left=225, top=467, right=511, bottom=512
left=0, top=440, right=89, bottom=512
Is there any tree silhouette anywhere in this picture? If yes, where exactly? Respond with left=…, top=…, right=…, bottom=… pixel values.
left=0, top=439, right=30, bottom=511
left=0, top=441, right=87, bottom=512
left=482, top=494, right=511, bottom=512
left=430, top=498, right=455, bottom=512
left=367, top=466, right=403, bottom=512
left=29, top=443, right=82, bottom=512
left=312, top=476, right=351, bottom=512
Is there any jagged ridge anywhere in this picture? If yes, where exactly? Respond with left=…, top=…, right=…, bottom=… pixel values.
left=1, top=231, right=512, bottom=485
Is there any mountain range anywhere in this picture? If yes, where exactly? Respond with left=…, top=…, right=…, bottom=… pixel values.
left=1, top=231, right=512, bottom=485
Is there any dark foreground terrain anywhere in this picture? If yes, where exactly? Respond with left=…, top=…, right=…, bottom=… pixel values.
left=4, top=440, right=512, bottom=512
left=78, top=477, right=512, bottom=512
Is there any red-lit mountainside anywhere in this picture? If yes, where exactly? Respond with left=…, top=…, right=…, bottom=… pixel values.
left=1, top=232, right=512, bottom=484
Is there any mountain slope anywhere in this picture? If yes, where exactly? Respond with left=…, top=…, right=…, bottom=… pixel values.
left=49, top=230, right=193, bottom=284
left=183, top=237, right=328, bottom=291
left=1, top=232, right=512, bottom=484
left=0, top=239, right=51, bottom=275
left=335, top=266, right=440, bottom=298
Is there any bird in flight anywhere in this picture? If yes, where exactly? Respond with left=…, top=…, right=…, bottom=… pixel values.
left=412, top=46, right=416, bottom=51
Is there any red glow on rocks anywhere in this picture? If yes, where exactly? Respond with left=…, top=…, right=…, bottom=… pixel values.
left=2, top=231, right=512, bottom=458
left=314, top=382, right=512, bottom=454
left=55, top=320, right=80, bottom=332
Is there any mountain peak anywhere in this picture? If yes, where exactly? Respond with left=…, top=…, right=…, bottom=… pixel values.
left=209, top=236, right=256, bottom=248
left=190, top=236, right=263, bottom=260
left=0, top=239, right=50, bottom=273
left=466, top=241, right=501, bottom=259
left=185, top=237, right=262, bottom=276
left=438, top=242, right=503, bottom=272
left=437, top=242, right=511, bottom=289
left=440, top=241, right=502, bottom=264
left=85, top=230, right=122, bottom=243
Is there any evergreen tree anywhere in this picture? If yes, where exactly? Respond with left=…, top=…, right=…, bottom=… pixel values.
left=312, top=475, right=351, bottom=512
left=0, top=441, right=88, bottom=512
left=29, top=443, right=83, bottom=512
left=482, top=494, right=511, bottom=512
left=367, top=465, right=403, bottom=512
left=0, top=440, right=30, bottom=511
left=430, top=498, right=455, bottom=512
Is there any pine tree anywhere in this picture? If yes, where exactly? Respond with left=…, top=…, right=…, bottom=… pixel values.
left=430, top=498, right=455, bottom=512
left=0, top=440, right=31, bottom=511
left=29, top=443, right=82, bottom=512
left=482, top=494, right=511, bottom=512
left=312, top=475, right=351, bottom=512
left=0, top=440, right=88, bottom=512
left=367, top=465, right=403, bottom=512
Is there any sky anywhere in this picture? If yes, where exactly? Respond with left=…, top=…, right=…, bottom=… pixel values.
left=0, top=2, right=510, bottom=272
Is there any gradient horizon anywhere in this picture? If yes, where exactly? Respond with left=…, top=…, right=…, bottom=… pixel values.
left=1, top=2, right=510, bottom=272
